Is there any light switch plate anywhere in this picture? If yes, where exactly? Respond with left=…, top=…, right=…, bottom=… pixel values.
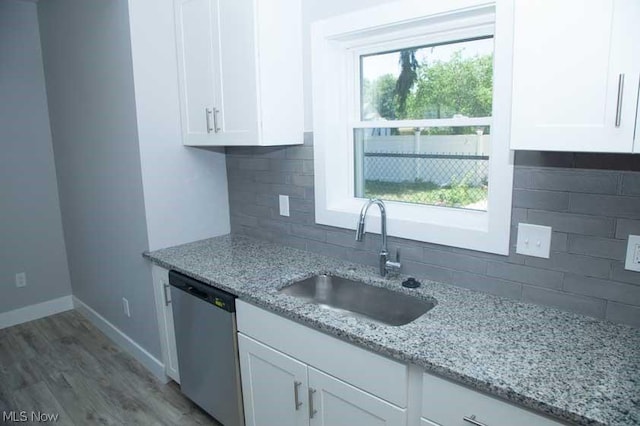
left=15, top=272, right=26, bottom=288
left=279, top=195, right=290, bottom=217
left=625, top=235, right=640, bottom=272
left=516, top=223, right=552, bottom=258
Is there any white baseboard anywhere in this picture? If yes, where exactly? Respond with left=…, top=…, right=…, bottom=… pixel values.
left=0, top=295, right=74, bottom=330
left=72, top=296, right=168, bottom=383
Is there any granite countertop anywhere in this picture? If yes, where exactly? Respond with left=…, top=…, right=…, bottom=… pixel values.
left=144, top=234, right=640, bottom=426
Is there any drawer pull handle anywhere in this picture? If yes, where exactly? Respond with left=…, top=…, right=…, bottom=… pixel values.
left=308, top=388, right=317, bottom=418
left=213, top=108, right=220, bottom=133
left=463, top=415, right=488, bottom=426
left=163, top=284, right=171, bottom=306
left=205, top=108, right=213, bottom=133
left=615, top=73, right=625, bottom=127
left=293, top=381, right=302, bottom=410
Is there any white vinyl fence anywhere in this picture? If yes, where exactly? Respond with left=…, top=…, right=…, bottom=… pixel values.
left=356, top=133, right=490, bottom=186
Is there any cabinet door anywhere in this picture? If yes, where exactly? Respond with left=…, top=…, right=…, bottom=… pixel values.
left=174, top=0, right=222, bottom=146
left=151, top=266, right=180, bottom=383
left=238, top=334, right=308, bottom=426
left=510, top=0, right=639, bottom=153
left=421, top=373, right=562, bottom=426
left=308, top=367, right=407, bottom=426
left=215, top=0, right=260, bottom=145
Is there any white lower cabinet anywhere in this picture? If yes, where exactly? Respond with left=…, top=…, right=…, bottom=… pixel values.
left=238, top=334, right=308, bottom=426
left=308, top=367, right=406, bottom=426
left=420, top=373, right=563, bottom=426
left=238, top=334, right=405, bottom=426
left=236, top=300, right=564, bottom=426
left=150, top=265, right=180, bottom=383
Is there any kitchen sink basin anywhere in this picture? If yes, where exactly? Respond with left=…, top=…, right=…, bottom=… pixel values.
left=278, top=274, right=435, bottom=326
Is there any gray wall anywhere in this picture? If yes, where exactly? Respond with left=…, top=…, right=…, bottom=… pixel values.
left=0, top=0, right=72, bottom=314
left=128, top=0, right=231, bottom=251
left=38, top=0, right=161, bottom=356
left=227, top=135, right=640, bottom=328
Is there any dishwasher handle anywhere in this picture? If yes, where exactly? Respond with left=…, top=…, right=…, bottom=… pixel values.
left=185, top=285, right=209, bottom=300
left=168, top=270, right=236, bottom=312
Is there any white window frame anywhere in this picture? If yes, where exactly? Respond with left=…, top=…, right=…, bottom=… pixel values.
left=311, top=0, right=514, bottom=255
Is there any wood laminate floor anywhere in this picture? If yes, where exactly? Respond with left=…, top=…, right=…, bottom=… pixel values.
left=0, top=310, right=220, bottom=425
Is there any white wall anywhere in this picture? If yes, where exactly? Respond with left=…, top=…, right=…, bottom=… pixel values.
left=302, top=0, right=396, bottom=130
left=127, top=0, right=230, bottom=251
left=0, top=0, right=72, bottom=314
left=38, top=0, right=161, bottom=357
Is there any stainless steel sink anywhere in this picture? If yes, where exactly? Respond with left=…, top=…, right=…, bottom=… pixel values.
left=278, top=274, right=435, bottom=326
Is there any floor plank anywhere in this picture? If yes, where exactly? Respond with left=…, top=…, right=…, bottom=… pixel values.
left=11, top=381, right=75, bottom=425
left=0, top=311, right=220, bottom=426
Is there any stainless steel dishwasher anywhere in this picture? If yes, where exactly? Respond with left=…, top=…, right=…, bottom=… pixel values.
left=169, top=270, right=244, bottom=426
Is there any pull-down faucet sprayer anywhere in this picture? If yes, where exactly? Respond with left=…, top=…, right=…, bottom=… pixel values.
left=355, top=199, right=401, bottom=277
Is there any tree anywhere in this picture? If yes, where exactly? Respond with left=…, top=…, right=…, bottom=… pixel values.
left=362, top=74, right=397, bottom=120
left=375, top=74, right=398, bottom=120
left=407, top=51, right=493, bottom=120
left=395, top=49, right=419, bottom=116
left=363, top=49, right=493, bottom=133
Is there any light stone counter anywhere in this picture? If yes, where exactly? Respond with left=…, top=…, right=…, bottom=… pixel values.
left=145, top=234, right=640, bottom=426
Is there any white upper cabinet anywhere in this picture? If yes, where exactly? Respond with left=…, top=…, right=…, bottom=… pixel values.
left=174, top=0, right=303, bottom=146
left=510, top=0, right=640, bottom=153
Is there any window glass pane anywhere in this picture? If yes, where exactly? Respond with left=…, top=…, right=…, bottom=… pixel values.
left=360, top=37, right=494, bottom=121
left=354, top=127, right=490, bottom=211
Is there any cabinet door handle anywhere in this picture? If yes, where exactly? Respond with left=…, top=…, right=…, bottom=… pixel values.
left=463, top=414, right=488, bottom=426
left=293, top=381, right=303, bottom=410
left=308, top=388, right=317, bottom=418
left=163, top=284, right=171, bottom=306
left=615, top=73, right=625, bottom=127
left=205, top=108, right=213, bottom=133
left=213, top=108, right=220, bottom=133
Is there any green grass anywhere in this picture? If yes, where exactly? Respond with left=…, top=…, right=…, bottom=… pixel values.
left=364, top=180, right=487, bottom=209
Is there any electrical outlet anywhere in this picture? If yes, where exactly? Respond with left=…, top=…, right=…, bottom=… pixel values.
left=15, top=272, right=26, bottom=288
left=625, top=235, right=640, bottom=272
left=516, top=223, right=552, bottom=258
left=122, top=298, right=131, bottom=317
left=279, top=195, right=290, bottom=217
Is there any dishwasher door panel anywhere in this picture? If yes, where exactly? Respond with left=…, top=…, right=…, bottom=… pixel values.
left=171, top=286, right=244, bottom=426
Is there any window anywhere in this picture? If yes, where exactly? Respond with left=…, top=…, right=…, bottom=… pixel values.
left=356, top=37, right=493, bottom=211
left=311, top=0, right=514, bottom=254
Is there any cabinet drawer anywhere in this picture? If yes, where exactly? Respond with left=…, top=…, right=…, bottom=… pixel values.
left=237, top=300, right=408, bottom=407
left=421, top=373, right=563, bottom=426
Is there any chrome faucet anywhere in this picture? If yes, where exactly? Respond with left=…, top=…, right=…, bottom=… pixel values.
left=355, top=199, right=401, bottom=276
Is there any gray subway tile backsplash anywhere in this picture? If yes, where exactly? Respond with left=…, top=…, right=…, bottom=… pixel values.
left=486, top=262, right=563, bottom=290
left=422, top=247, right=488, bottom=275
left=225, top=134, right=640, bottom=328
left=452, top=271, right=523, bottom=300
left=621, top=172, right=640, bottom=196
left=569, top=193, right=640, bottom=220
left=513, top=189, right=570, bottom=211
left=528, top=169, right=619, bottom=194
left=401, top=260, right=454, bottom=285
left=550, top=232, right=568, bottom=252
left=605, top=302, right=640, bottom=328
left=610, top=262, right=640, bottom=286
left=563, top=275, right=640, bottom=306
left=566, top=235, right=627, bottom=261
left=524, top=251, right=612, bottom=279
left=521, top=286, right=607, bottom=319
left=527, top=210, right=614, bottom=237
left=615, top=218, right=640, bottom=239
